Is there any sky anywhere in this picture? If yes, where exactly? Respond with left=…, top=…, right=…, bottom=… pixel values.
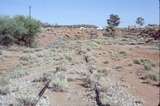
left=0, top=0, right=159, bottom=27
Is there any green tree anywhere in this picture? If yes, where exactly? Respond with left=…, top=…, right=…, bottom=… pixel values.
left=0, top=15, right=41, bottom=47
left=105, top=14, right=120, bottom=36
left=136, top=17, right=144, bottom=27
left=107, top=14, right=120, bottom=28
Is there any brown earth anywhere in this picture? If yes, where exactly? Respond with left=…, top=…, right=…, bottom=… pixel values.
left=0, top=28, right=159, bottom=106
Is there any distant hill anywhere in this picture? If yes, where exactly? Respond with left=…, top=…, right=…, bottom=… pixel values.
left=41, top=23, right=98, bottom=28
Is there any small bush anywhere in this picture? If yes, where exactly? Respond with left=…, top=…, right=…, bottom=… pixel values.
left=141, top=59, right=154, bottom=71
left=8, top=69, right=29, bottom=79
left=146, top=73, right=159, bottom=81
left=15, top=89, right=38, bottom=106
left=119, top=51, right=127, bottom=55
left=0, top=50, right=2, bottom=55
left=49, top=77, right=68, bottom=92
left=103, top=61, right=109, bottom=64
left=133, top=59, right=141, bottom=64
left=40, top=71, right=68, bottom=92
left=119, top=51, right=127, bottom=58
left=128, top=63, right=132, bottom=66
left=133, top=59, right=155, bottom=71
left=143, top=63, right=151, bottom=71
left=48, top=72, right=68, bottom=92
left=0, top=76, right=10, bottom=95
left=0, top=16, right=41, bottom=47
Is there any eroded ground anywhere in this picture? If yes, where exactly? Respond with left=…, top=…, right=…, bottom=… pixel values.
left=0, top=29, right=159, bottom=106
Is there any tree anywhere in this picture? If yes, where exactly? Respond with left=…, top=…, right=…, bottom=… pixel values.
left=107, top=14, right=120, bottom=28
left=0, top=15, right=41, bottom=47
left=105, top=14, right=120, bottom=36
left=136, top=17, right=144, bottom=27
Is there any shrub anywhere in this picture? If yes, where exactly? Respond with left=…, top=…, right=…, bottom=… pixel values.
left=140, top=59, right=154, bottom=71
left=119, top=51, right=127, bottom=57
left=133, top=59, right=141, bottom=65
left=49, top=76, right=68, bottom=92
left=143, top=63, right=151, bottom=71
left=8, top=68, right=29, bottom=79
left=0, top=50, right=2, bottom=55
left=15, top=88, right=38, bottom=106
left=37, top=71, right=68, bottom=92
left=146, top=73, right=159, bottom=81
left=48, top=72, right=68, bottom=92
left=0, top=76, right=10, bottom=95
left=0, top=16, right=16, bottom=45
left=133, top=59, right=155, bottom=71
left=0, top=16, right=41, bottom=47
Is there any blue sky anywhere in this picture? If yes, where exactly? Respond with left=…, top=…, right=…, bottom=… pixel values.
left=0, top=0, right=159, bottom=27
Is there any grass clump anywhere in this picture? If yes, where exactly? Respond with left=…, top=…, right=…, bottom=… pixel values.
left=133, top=59, right=155, bottom=71
left=16, top=90, right=49, bottom=106
left=143, top=63, right=151, bottom=71
left=103, top=61, right=109, bottom=64
left=87, top=41, right=100, bottom=49
left=8, top=69, right=29, bottom=79
left=49, top=72, right=68, bottom=92
left=0, top=76, right=10, bottom=95
left=119, top=51, right=127, bottom=57
left=49, top=77, right=68, bottom=92
left=42, top=71, right=68, bottom=92
left=20, top=54, right=39, bottom=66
left=0, top=50, right=2, bottom=55
left=133, top=59, right=141, bottom=64
left=128, top=63, right=132, bottom=66
left=15, top=88, right=38, bottom=106
left=145, top=73, right=159, bottom=82
left=140, top=59, right=155, bottom=71
left=133, top=59, right=158, bottom=82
